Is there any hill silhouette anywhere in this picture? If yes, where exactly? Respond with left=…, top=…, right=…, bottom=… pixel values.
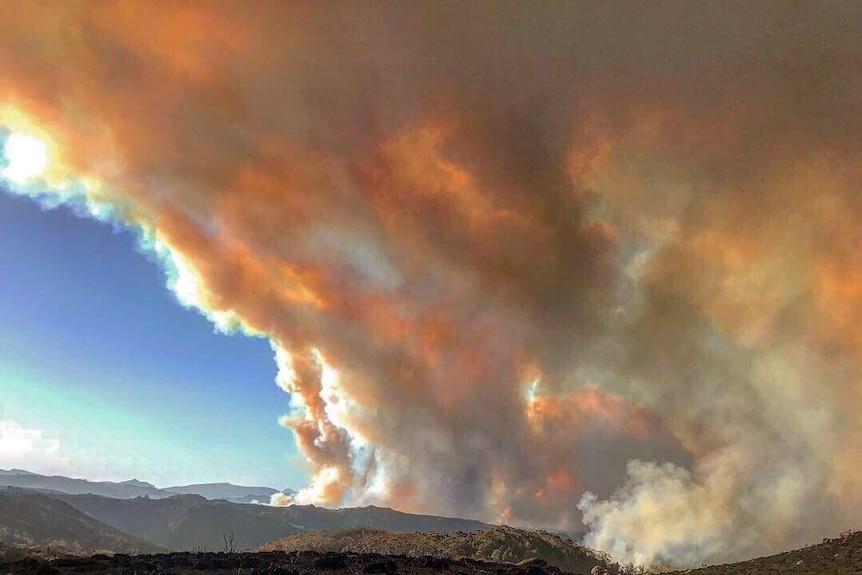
left=164, top=483, right=288, bottom=503
left=259, top=526, right=616, bottom=574
left=0, top=471, right=169, bottom=499
left=664, top=530, right=861, bottom=575
left=0, top=470, right=290, bottom=504
left=0, top=489, right=161, bottom=557
left=50, top=493, right=493, bottom=551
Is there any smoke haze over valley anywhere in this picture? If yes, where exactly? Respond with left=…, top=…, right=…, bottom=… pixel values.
left=0, top=1, right=860, bottom=569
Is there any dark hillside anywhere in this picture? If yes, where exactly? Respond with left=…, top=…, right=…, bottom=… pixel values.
left=0, top=489, right=161, bottom=555
left=666, top=530, right=861, bottom=575
left=53, top=493, right=493, bottom=551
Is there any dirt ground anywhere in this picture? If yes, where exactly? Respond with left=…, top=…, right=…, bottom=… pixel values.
left=0, top=549, right=581, bottom=575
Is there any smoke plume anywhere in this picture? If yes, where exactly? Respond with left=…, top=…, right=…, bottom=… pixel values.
left=1, top=1, right=860, bottom=567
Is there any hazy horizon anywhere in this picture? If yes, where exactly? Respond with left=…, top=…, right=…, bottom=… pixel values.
left=0, top=465, right=290, bottom=491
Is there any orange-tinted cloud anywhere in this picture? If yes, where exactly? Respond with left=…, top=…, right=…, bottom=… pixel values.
left=1, top=2, right=860, bottom=568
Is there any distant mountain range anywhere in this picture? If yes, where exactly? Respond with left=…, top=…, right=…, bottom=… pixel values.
left=0, top=469, right=36, bottom=476
left=49, top=492, right=493, bottom=551
left=0, top=471, right=495, bottom=553
left=0, top=469, right=291, bottom=504
left=164, top=482, right=281, bottom=503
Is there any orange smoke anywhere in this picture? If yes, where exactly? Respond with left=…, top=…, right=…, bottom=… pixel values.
left=1, top=2, right=860, bottom=567
left=528, top=385, right=657, bottom=442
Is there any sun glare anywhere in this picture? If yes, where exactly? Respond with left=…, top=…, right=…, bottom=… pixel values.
left=2, top=133, right=49, bottom=184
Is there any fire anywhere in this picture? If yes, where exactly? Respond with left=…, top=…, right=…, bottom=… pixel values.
left=535, top=467, right=580, bottom=501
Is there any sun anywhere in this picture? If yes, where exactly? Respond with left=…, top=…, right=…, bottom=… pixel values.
left=2, top=133, right=49, bottom=184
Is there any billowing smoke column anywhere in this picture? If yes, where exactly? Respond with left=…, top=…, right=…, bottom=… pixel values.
left=1, top=2, right=860, bottom=567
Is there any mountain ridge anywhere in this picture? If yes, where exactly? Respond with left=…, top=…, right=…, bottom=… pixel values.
left=0, top=469, right=289, bottom=503
left=48, top=492, right=496, bottom=552
left=165, top=482, right=289, bottom=503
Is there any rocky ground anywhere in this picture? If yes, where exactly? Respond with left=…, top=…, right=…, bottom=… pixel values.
left=665, top=530, right=861, bottom=575
left=2, top=531, right=858, bottom=575
left=0, top=550, right=583, bottom=575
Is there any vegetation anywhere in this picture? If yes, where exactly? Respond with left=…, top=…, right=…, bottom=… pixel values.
left=260, top=526, right=618, bottom=574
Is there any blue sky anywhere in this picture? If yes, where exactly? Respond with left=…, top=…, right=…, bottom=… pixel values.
left=0, top=188, right=307, bottom=490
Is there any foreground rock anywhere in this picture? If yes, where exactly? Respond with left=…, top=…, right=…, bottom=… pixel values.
left=0, top=550, right=588, bottom=575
